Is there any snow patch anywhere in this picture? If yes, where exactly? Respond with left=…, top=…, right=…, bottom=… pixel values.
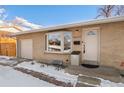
left=16, top=61, right=78, bottom=85
left=0, top=65, right=55, bottom=87
left=0, top=56, right=14, bottom=60
left=0, top=56, right=17, bottom=66
left=100, top=78, right=124, bottom=87
left=79, top=74, right=124, bottom=87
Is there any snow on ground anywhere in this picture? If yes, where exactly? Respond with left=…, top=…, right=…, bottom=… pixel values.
left=0, top=65, right=55, bottom=87
left=0, top=56, right=13, bottom=60
left=16, top=61, right=78, bottom=85
left=0, top=56, right=124, bottom=87
left=79, top=74, right=124, bottom=87
left=0, top=56, right=17, bottom=66
left=100, top=78, right=124, bottom=87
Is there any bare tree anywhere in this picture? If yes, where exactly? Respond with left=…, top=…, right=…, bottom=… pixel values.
left=96, top=5, right=124, bottom=19
left=96, top=5, right=115, bottom=18
left=115, top=5, right=124, bottom=16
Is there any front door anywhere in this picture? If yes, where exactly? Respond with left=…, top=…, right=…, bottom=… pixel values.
left=83, top=30, right=99, bottom=65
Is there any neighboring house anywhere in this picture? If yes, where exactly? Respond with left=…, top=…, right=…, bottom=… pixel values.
left=0, top=26, right=23, bottom=56
left=14, top=16, right=124, bottom=70
left=0, top=18, right=42, bottom=57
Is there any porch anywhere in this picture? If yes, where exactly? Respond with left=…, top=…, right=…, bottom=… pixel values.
left=65, top=65, right=124, bottom=86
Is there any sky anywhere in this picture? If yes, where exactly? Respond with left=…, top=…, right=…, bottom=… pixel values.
left=3, top=5, right=100, bottom=27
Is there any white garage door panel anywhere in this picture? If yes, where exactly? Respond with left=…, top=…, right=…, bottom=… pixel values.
left=21, top=39, right=33, bottom=59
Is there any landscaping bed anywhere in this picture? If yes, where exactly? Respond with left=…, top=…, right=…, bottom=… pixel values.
left=14, top=67, right=73, bottom=87
left=15, top=61, right=78, bottom=86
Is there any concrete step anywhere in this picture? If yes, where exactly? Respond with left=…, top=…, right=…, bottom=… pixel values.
left=78, top=75, right=101, bottom=86
left=76, top=82, right=96, bottom=87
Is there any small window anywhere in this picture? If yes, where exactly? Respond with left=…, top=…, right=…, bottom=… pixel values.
left=87, top=31, right=96, bottom=35
left=45, top=32, right=72, bottom=53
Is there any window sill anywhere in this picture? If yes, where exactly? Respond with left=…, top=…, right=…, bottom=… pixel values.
left=44, top=51, right=71, bottom=55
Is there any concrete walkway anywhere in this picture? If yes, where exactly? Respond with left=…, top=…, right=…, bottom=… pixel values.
left=65, top=65, right=123, bottom=85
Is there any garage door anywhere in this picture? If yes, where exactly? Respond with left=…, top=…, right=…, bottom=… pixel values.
left=21, top=39, right=33, bottom=59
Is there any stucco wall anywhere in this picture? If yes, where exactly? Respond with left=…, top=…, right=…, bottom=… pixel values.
left=16, top=21, right=124, bottom=69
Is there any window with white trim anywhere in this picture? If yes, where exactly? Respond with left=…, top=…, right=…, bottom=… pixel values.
left=45, top=32, right=72, bottom=53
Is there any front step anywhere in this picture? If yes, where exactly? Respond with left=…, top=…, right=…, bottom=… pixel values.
left=76, top=82, right=95, bottom=87
left=77, top=75, right=101, bottom=87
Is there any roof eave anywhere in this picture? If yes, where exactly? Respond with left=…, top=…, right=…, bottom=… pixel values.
left=13, top=16, right=124, bottom=36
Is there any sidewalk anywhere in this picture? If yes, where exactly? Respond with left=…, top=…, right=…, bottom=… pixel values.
left=65, top=65, right=122, bottom=83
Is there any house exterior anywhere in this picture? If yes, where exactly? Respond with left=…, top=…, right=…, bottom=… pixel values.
left=14, top=16, right=124, bottom=70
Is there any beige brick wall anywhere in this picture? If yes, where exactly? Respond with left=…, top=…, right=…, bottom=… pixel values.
left=17, top=21, right=124, bottom=69
left=17, top=32, right=71, bottom=64
left=100, top=22, right=124, bottom=69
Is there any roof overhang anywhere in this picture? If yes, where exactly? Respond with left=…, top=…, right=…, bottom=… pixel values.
left=13, top=16, right=124, bottom=36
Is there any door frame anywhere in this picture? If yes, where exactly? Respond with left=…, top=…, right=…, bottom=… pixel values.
left=20, top=39, right=33, bottom=59
left=82, top=27, right=100, bottom=65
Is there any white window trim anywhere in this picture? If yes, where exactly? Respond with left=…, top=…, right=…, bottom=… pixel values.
left=45, top=31, right=72, bottom=54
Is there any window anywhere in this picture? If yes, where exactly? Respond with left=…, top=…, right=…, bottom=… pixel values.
left=64, top=32, right=71, bottom=52
left=46, top=32, right=72, bottom=53
left=47, top=32, right=61, bottom=52
left=87, top=31, right=96, bottom=35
